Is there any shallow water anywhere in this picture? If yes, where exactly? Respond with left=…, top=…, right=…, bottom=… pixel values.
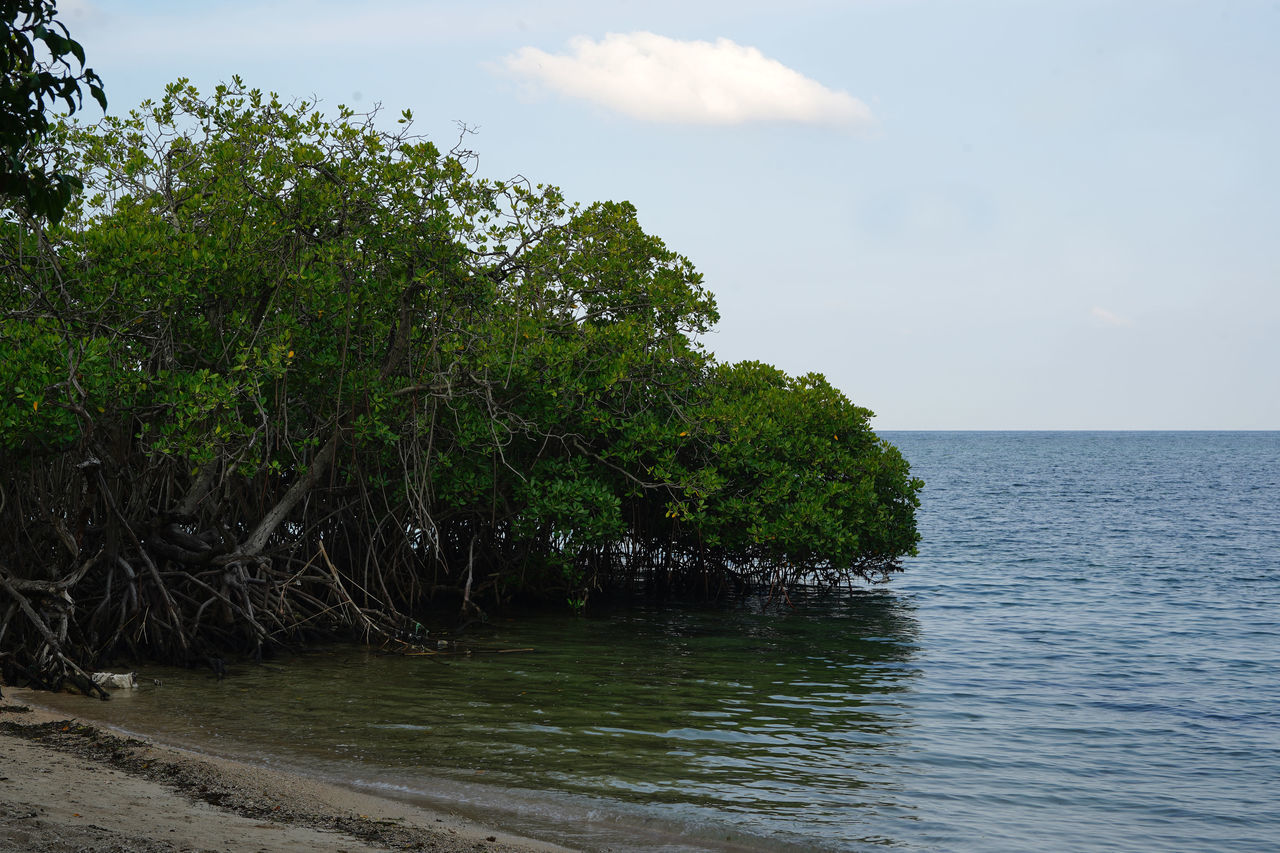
left=35, top=432, right=1280, bottom=851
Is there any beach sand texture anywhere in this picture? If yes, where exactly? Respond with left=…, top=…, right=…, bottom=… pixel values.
left=0, top=688, right=573, bottom=853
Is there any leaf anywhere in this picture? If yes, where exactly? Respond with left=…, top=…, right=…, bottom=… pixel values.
left=66, top=37, right=86, bottom=67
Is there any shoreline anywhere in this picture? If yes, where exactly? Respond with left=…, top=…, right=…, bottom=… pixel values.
left=0, top=687, right=575, bottom=853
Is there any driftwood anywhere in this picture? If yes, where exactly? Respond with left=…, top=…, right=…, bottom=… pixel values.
left=90, top=671, right=138, bottom=689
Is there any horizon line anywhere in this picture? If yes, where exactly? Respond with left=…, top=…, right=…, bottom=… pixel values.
left=874, top=428, right=1280, bottom=433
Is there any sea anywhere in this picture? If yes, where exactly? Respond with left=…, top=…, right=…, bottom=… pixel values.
left=30, top=431, right=1280, bottom=851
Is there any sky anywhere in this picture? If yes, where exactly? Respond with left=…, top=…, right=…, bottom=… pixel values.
left=56, top=0, right=1279, bottom=429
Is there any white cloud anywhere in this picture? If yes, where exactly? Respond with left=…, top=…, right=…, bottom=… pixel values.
left=503, top=32, right=873, bottom=126
left=1091, top=306, right=1132, bottom=327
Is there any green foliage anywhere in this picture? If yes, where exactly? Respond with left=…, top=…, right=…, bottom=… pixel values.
left=0, top=0, right=105, bottom=222
left=673, top=362, right=921, bottom=582
left=0, top=77, right=921, bottom=678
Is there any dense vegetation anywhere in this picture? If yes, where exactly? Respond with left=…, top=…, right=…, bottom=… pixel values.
left=0, top=78, right=921, bottom=693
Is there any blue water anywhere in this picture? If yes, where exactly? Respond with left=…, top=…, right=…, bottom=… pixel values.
left=881, top=431, right=1280, bottom=852
left=36, top=431, right=1280, bottom=851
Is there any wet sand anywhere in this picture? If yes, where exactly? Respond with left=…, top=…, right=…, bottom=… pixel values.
left=0, top=687, right=575, bottom=853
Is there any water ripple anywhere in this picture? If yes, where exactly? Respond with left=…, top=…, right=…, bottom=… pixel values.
left=30, top=431, right=1280, bottom=852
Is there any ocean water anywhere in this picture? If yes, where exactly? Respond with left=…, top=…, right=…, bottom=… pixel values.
left=881, top=431, right=1280, bottom=852
left=33, top=431, right=1280, bottom=851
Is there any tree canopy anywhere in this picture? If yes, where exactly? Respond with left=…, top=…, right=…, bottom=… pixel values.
left=0, top=0, right=105, bottom=222
left=0, top=79, right=920, bottom=693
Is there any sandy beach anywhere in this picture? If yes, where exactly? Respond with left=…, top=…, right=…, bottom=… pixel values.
left=0, top=687, right=575, bottom=853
